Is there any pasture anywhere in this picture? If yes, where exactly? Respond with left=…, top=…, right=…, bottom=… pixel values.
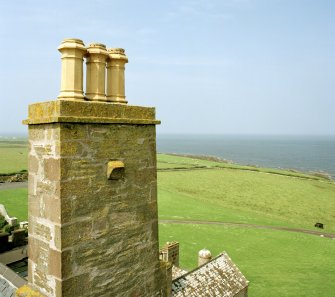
left=1, top=147, right=335, bottom=296
left=159, top=223, right=335, bottom=297
left=0, top=188, right=28, bottom=222
left=0, top=140, right=28, bottom=174
left=157, top=154, right=335, bottom=296
left=157, top=156, right=335, bottom=232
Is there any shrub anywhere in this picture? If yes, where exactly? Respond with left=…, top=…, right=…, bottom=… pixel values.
left=4, top=224, right=14, bottom=234
left=0, top=215, right=6, bottom=229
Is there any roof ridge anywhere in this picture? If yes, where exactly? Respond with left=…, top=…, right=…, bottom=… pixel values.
left=172, top=251, right=227, bottom=283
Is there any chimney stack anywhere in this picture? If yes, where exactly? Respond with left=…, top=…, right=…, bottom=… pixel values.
left=160, top=241, right=180, bottom=267
left=23, top=38, right=166, bottom=297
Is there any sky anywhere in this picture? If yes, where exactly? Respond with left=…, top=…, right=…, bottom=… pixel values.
left=0, top=0, right=334, bottom=135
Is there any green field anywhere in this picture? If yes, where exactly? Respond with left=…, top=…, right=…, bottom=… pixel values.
left=1, top=149, right=335, bottom=296
left=157, top=154, right=335, bottom=232
left=0, top=140, right=28, bottom=174
left=0, top=188, right=28, bottom=222
left=159, top=224, right=335, bottom=297
left=157, top=154, right=335, bottom=296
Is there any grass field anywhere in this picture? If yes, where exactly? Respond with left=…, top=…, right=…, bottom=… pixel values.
left=1, top=149, right=335, bottom=296
left=0, top=140, right=28, bottom=174
left=157, top=154, right=335, bottom=232
left=157, top=153, right=330, bottom=180
left=159, top=224, right=335, bottom=297
left=156, top=154, right=335, bottom=296
left=0, top=188, right=28, bottom=221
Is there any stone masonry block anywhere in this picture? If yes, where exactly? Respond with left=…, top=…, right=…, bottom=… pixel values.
left=44, top=158, right=60, bottom=181
left=61, top=219, right=92, bottom=249
left=60, top=123, right=88, bottom=140
left=43, top=196, right=61, bottom=223
left=29, top=156, right=39, bottom=174
left=48, top=249, right=61, bottom=279
left=61, top=273, right=90, bottom=296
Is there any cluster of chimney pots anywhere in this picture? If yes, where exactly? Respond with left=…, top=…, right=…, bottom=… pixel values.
left=58, top=38, right=128, bottom=104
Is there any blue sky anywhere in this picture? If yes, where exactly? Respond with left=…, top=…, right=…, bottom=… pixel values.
left=0, top=0, right=334, bottom=135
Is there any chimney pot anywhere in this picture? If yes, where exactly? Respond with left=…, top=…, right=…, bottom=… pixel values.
left=106, top=48, right=128, bottom=104
left=198, top=248, right=212, bottom=266
left=85, top=43, right=108, bottom=101
left=57, top=38, right=86, bottom=100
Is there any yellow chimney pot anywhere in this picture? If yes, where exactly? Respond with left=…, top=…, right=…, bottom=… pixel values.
left=57, top=38, right=86, bottom=100
left=85, top=43, right=108, bottom=101
left=106, top=48, right=128, bottom=104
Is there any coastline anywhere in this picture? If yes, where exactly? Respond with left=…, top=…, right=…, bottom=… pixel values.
left=1, top=135, right=334, bottom=180
left=160, top=152, right=334, bottom=181
left=157, top=134, right=335, bottom=179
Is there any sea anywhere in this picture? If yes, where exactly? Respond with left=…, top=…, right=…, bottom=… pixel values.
left=1, top=133, right=334, bottom=179
left=157, top=134, right=335, bottom=179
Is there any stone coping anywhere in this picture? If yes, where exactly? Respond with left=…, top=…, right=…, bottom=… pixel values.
left=0, top=246, right=28, bottom=265
left=23, top=100, right=160, bottom=125
left=0, top=262, right=27, bottom=289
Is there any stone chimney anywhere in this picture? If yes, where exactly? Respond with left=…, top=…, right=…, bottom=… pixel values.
left=160, top=241, right=180, bottom=267
left=23, top=38, right=167, bottom=297
left=159, top=242, right=179, bottom=297
left=198, top=249, right=212, bottom=266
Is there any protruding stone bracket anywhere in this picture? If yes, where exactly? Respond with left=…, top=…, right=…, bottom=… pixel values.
left=107, top=160, right=125, bottom=180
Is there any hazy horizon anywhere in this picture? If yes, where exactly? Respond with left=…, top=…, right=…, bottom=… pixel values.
left=1, top=132, right=335, bottom=138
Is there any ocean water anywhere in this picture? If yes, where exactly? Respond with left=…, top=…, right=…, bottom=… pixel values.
left=157, top=134, right=335, bottom=178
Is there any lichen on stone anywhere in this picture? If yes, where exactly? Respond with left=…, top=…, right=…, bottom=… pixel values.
left=16, top=285, right=46, bottom=297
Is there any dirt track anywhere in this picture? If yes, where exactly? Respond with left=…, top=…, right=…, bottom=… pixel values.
left=0, top=181, right=28, bottom=190
left=160, top=219, right=335, bottom=239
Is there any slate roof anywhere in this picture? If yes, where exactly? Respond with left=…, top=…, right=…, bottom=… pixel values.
left=171, top=252, right=248, bottom=297
left=172, top=265, right=188, bottom=280
left=0, top=263, right=27, bottom=297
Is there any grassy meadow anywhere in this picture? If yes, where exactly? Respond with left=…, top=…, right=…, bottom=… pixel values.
left=157, top=154, right=335, bottom=232
left=0, top=188, right=28, bottom=222
left=159, top=223, right=335, bottom=297
left=1, top=143, right=335, bottom=296
left=0, top=140, right=28, bottom=174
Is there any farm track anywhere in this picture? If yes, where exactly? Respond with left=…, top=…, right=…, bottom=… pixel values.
left=160, top=219, right=335, bottom=239
left=0, top=181, right=28, bottom=190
